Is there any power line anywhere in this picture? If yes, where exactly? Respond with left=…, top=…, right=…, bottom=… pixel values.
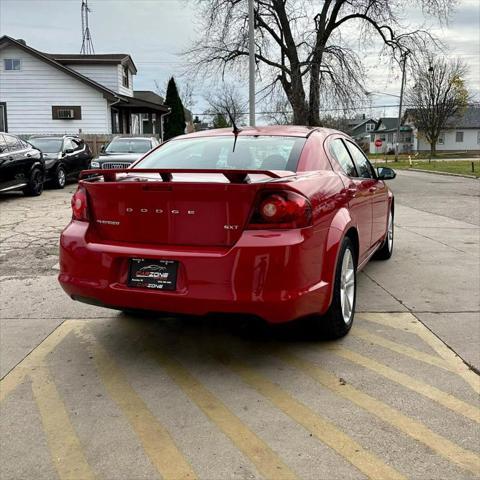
left=190, top=102, right=480, bottom=116
left=131, top=51, right=479, bottom=65
left=191, top=105, right=402, bottom=116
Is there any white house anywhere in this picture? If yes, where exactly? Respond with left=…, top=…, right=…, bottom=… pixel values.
left=0, top=36, right=170, bottom=137
left=404, top=106, right=480, bottom=153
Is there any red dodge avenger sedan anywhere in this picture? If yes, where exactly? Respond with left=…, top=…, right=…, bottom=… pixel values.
left=59, top=126, right=395, bottom=338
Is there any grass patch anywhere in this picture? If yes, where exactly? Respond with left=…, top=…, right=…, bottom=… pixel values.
left=371, top=160, right=480, bottom=178
left=368, top=152, right=479, bottom=161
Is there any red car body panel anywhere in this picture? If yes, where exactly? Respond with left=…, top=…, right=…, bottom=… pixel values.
left=58, top=126, right=393, bottom=323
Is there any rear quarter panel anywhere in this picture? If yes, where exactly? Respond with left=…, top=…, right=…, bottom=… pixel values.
left=288, top=132, right=354, bottom=308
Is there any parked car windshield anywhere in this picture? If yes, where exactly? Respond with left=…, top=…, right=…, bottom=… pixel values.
left=136, top=136, right=306, bottom=171
left=105, top=138, right=152, bottom=154
left=29, top=138, right=63, bottom=153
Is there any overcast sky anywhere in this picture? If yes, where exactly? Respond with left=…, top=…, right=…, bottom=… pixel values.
left=1, top=0, right=479, bottom=119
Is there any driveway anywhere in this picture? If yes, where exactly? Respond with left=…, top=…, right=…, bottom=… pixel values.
left=1, top=171, right=479, bottom=480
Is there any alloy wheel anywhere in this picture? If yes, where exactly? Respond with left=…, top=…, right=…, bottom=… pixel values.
left=387, top=211, right=394, bottom=252
left=58, top=168, right=66, bottom=187
left=340, top=248, right=355, bottom=324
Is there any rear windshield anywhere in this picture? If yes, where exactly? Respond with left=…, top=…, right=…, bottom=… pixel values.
left=135, top=136, right=306, bottom=171
left=106, top=138, right=152, bottom=154
left=29, top=138, right=62, bottom=153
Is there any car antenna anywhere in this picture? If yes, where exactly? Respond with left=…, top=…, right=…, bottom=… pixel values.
left=226, top=109, right=241, bottom=153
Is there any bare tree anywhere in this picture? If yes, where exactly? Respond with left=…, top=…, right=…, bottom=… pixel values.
left=319, top=114, right=351, bottom=132
left=204, top=83, right=247, bottom=124
left=179, top=80, right=196, bottom=112
left=186, top=0, right=450, bottom=125
left=262, top=91, right=293, bottom=124
left=405, top=55, right=469, bottom=156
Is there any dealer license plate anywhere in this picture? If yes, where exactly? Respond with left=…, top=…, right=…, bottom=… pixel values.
left=128, top=258, right=178, bottom=290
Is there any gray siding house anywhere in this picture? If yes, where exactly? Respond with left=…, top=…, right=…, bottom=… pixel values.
left=0, top=36, right=170, bottom=137
left=404, top=106, right=480, bottom=152
left=350, top=118, right=377, bottom=152
left=369, top=117, right=413, bottom=154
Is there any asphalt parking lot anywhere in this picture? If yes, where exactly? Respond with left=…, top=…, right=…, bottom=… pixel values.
left=1, top=171, right=479, bottom=479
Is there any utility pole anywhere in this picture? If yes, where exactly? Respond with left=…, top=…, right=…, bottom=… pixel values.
left=395, top=52, right=408, bottom=161
left=248, top=0, right=255, bottom=126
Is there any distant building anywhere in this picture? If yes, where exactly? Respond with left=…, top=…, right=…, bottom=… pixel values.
left=184, top=107, right=194, bottom=133
left=369, top=117, right=413, bottom=154
left=0, top=35, right=170, bottom=137
left=323, top=114, right=378, bottom=152
left=350, top=118, right=377, bottom=152
left=345, top=114, right=368, bottom=131
left=404, top=106, right=480, bottom=153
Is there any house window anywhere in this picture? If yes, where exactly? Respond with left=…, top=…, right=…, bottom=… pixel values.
left=438, top=133, right=445, bottom=145
left=366, top=123, right=374, bottom=132
left=0, top=103, right=7, bottom=132
left=456, top=131, right=464, bottom=143
left=4, top=59, right=21, bottom=71
left=52, top=106, right=81, bottom=120
left=112, top=111, right=120, bottom=134
left=122, top=66, right=129, bottom=88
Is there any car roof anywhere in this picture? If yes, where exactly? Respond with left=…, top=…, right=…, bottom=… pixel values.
left=29, top=135, right=80, bottom=140
left=180, top=125, right=340, bottom=139
left=112, top=136, right=155, bottom=140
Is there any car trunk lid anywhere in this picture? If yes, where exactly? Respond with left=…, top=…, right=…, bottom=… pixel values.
left=81, top=169, right=289, bottom=247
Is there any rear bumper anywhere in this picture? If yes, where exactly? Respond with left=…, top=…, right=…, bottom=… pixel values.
left=58, top=221, right=331, bottom=323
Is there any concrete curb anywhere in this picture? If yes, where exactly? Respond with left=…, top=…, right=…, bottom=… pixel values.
left=407, top=168, right=478, bottom=179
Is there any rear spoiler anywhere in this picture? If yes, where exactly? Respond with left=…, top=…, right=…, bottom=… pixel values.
left=79, top=168, right=285, bottom=184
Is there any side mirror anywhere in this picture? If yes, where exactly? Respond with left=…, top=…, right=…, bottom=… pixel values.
left=100, top=144, right=105, bottom=153
left=64, top=148, right=74, bottom=155
left=377, top=167, right=396, bottom=180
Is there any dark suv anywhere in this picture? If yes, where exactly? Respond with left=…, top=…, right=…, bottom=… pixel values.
left=90, top=136, right=160, bottom=170
left=28, top=135, right=93, bottom=188
left=0, top=133, right=45, bottom=196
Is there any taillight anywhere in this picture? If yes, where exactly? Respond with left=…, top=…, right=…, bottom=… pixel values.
left=248, top=191, right=312, bottom=229
left=71, top=186, right=89, bottom=221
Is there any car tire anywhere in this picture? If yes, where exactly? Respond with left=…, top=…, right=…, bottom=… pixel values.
left=23, top=168, right=44, bottom=197
left=53, top=166, right=66, bottom=189
left=320, top=237, right=357, bottom=339
left=374, top=208, right=394, bottom=260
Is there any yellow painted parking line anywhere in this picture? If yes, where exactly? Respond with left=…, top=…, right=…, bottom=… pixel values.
left=73, top=325, right=196, bottom=480
left=1, top=321, right=75, bottom=402
left=150, top=350, right=299, bottom=480
left=31, top=366, right=95, bottom=480
left=213, top=351, right=407, bottom=480
left=352, top=327, right=454, bottom=372
left=359, top=312, right=480, bottom=394
left=329, top=345, right=480, bottom=424
left=277, top=351, right=480, bottom=476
